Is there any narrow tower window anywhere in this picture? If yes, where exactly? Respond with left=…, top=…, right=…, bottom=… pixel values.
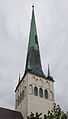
left=50, top=91, right=53, bottom=101
left=20, top=92, right=22, bottom=103
left=19, top=92, right=21, bottom=102
left=22, top=90, right=24, bottom=100
left=44, top=89, right=48, bottom=99
left=45, top=81, right=50, bottom=89
left=29, top=84, right=33, bottom=95
left=18, top=95, right=19, bottom=106
left=39, top=88, right=43, bottom=98
left=34, top=86, right=38, bottom=96
left=16, top=99, right=18, bottom=108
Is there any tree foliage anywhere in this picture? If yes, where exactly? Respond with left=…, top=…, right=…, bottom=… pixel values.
left=28, top=103, right=67, bottom=119
left=28, top=112, right=42, bottom=119
left=44, top=103, right=67, bottom=119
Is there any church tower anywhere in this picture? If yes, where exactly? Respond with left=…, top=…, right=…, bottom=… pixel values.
left=15, top=6, right=54, bottom=119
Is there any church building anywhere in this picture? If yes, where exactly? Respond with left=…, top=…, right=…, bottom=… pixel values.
left=15, top=6, right=54, bottom=119
left=0, top=6, right=54, bottom=119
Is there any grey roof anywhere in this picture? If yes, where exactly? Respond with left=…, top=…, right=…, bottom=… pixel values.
left=0, top=107, right=23, bottom=119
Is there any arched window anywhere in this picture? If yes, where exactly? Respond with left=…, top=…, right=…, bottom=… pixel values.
left=39, top=88, right=43, bottom=98
left=22, top=90, right=24, bottom=100
left=19, top=92, right=22, bottom=103
left=24, top=86, right=26, bottom=96
left=29, top=84, right=33, bottom=95
left=45, top=81, right=50, bottom=89
left=18, top=95, right=19, bottom=106
left=16, top=99, right=18, bottom=108
left=39, top=79, right=43, bottom=87
left=50, top=91, right=53, bottom=101
left=20, top=92, right=22, bottom=102
left=44, top=89, right=48, bottom=99
left=34, top=86, right=38, bottom=96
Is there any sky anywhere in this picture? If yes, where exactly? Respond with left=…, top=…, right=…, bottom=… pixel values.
left=0, top=0, right=68, bottom=112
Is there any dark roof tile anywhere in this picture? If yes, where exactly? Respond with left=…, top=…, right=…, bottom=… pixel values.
left=0, top=107, right=23, bottom=119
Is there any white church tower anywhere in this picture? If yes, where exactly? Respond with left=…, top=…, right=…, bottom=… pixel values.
left=15, top=6, right=54, bottom=119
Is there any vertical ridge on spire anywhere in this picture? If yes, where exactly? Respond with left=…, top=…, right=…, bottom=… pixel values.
left=25, top=6, right=46, bottom=78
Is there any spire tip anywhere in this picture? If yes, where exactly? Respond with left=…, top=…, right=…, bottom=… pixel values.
left=32, top=5, right=34, bottom=8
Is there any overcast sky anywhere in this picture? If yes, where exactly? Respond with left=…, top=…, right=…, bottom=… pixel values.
left=0, top=0, right=68, bottom=112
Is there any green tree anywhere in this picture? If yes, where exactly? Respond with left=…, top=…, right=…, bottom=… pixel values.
left=28, top=112, right=42, bottom=119
left=44, top=103, right=67, bottom=119
left=28, top=103, right=67, bottom=119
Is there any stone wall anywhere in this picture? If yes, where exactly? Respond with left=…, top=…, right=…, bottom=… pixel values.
left=15, top=72, right=54, bottom=119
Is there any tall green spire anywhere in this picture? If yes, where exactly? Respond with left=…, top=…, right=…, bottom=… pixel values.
left=28, top=5, right=38, bottom=51
left=25, top=6, right=45, bottom=78
left=48, top=64, right=50, bottom=77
